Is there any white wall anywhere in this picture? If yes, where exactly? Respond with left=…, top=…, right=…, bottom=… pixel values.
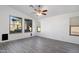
left=38, top=12, right=79, bottom=44
left=0, top=6, right=37, bottom=42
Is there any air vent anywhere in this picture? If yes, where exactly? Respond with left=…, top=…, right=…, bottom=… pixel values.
left=2, top=34, right=8, bottom=41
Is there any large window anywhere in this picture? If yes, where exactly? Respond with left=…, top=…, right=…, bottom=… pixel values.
left=9, top=16, right=22, bottom=33
left=70, top=16, right=79, bottom=36
left=24, top=19, right=32, bottom=32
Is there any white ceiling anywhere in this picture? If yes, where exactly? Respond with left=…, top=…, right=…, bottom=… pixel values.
left=9, top=5, right=79, bottom=19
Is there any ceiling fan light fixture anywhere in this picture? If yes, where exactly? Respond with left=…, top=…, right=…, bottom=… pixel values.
left=30, top=5, right=48, bottom=16
left=36, top=12, right=42, bottom=16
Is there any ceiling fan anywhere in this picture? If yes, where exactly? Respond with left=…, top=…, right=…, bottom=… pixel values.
left=30, top=5, right=48, bottom=16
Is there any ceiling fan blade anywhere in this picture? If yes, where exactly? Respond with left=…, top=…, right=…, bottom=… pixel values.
left=42, top=13, right=47, bottom=15
left=42, top=10, right=48, bottom=12
left=34, top=9, right=37, bottom=11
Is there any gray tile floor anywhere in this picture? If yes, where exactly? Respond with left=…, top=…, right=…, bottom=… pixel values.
left=0, top=36, right=79, bottom=53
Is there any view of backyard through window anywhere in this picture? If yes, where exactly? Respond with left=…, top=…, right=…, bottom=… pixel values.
left=10, top=16, right=22, bottom=33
